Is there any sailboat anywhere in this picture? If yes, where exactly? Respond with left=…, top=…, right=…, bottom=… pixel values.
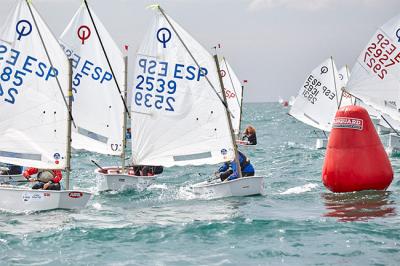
left=0, top=0, right=91, bottom=211
left=219, top=57, right=243, bottom=137
left=59, top=1, right=162, bottom=192
left=337, top=65, right=354, bottom=107
left=129, top=5, right=263, bottom=199
left=218, top=57, right=254, bottom=147
left=289, top=57, right=340, bottom=149
left=345, top=14, right=400, bottom=155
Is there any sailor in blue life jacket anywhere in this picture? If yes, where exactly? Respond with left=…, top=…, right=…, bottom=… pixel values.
left=216, top=151, right=255, bottom=182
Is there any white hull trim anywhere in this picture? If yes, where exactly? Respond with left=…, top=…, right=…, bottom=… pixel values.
left=191, top=176, right=264, bottom=199
left=0, top=187, right=91, bottom=212
left=95, top=167, right=157, bottom=192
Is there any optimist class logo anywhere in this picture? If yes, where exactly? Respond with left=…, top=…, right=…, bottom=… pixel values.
left=77, top=25, right=91, bottom=44
left=333, top=117, right=363, bottom=130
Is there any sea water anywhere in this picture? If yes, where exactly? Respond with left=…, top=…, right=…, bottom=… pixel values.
left=0, top=103, right=399, bottom=265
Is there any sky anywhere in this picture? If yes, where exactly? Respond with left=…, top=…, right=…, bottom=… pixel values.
left=1, top=0, right=400, bottom=102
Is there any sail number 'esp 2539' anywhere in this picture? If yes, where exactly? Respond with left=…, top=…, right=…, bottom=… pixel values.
left=133, top=58, right=208, bottom=112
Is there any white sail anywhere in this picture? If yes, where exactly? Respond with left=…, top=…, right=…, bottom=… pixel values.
left=289, top=58, right=339, bottom=132
left=219, top=57, right=243, bottom=135
left=130, top=8, right=234, bottom=167
left=0, top=0, right=69, bottom=169
left=347, top=14, right=400, bottom=121
left=337, top=66, right=354, bottom=107
left=59, top=4, right=124, bottom=155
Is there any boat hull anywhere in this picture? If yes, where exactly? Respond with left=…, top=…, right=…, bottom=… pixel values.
left=315, top=138, right=328, bottom=149
left=95, top=167, right=157, bottom=192
left=236, top=140, right=257, bottom=148
left=0, top=174, right=26, bottom=184
left=386, top=133, right=400, bottom=155
left=0, top=187, right=91, bottom=212
left=191, top=176, right=264, bottom=199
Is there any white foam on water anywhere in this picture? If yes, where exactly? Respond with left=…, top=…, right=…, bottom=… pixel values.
left=280, top=183, right=319, bottom=195
left=148, top=183, right=168, bottom=190
left=92, top=202, right=102, bottom=210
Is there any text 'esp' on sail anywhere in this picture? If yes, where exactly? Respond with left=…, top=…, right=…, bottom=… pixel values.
left=289, top=57, right=339, bottom=132
left=130, top=7, right=234, bottom=167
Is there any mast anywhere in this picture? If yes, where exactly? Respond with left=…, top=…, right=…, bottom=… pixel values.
left=221, top=57, right=242, bottom=138
left=239, top=82, right=245, bottom=138
left=66, top=59, right=73, bottom=190
left=121, top=55, right=128, bottom=172
left=213, top=54, right=242, bottom=178
left=330, top=56, right=339, bottom=108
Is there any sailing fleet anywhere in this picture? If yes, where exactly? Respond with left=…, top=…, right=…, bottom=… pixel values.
left=1, top=0, right=400, bottom=212
left=0, top=0, right=260, bottom=212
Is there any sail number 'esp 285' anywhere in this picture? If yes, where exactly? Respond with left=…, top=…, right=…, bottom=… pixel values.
left=0, top=44, right=59, bottom=105
left=133, top=57, right=208, bottom=112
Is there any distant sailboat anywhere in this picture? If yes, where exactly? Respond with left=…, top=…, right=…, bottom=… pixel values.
left=0, top=0, right=91, bottom=211
left=345, top=13, right=400, bottom=154
left=219, top=57, right=243, bottom=137
left=337, top=65, right=354, bottom=107
left=130, top=5, right=263, bottom=198
left=289, top=57, right=340, bottom=149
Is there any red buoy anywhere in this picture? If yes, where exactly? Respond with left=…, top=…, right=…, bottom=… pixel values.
left=322, top=105, right=393, bottom=192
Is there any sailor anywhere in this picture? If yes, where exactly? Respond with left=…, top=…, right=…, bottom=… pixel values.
left=216, top=151, right=255, bottom=181
left=242, top=125, right=257, bottom=145
left=23, top=168, right=62, bottom=190
left=126, top=127, right=132, bottom=140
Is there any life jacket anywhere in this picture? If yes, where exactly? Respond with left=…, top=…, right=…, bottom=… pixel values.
left=36, top=170, right=55, bottom=183
left=239, top=152, right=250, bottom=172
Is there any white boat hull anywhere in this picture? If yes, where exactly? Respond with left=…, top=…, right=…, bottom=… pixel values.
left=0, top=187, right=91, bottom=212
left=378, top=125, right=393, bottom=135
left=236, top=140, right=257, bottom=148
left=191, top=176, right=264, bottom=199
left=0, top=174, right=26, bottom=184
left=95, top=167, right=157, bottom=192
left=386, top=133, right=400, bottom=155
left=315, top=138, right=328, bottom=149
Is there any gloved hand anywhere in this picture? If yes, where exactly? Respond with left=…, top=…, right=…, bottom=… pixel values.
left=23, top=171, right=30, bottom=179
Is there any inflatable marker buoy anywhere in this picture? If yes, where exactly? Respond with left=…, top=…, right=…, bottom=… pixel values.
left=322, top=105, right=393, bottom=193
